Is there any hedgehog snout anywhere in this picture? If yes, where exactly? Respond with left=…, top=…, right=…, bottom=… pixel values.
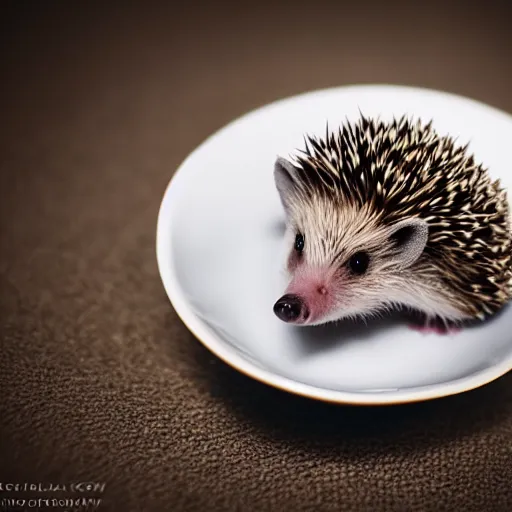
left=273, top=294, right=310, bottom=323
left=274, top=266, right=340, bottom=325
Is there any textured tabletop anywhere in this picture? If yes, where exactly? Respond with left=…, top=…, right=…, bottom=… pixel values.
left=1, top=2, right=511, bottom=511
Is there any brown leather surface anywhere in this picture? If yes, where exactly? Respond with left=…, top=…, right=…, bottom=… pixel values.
left=1, top=2, right=511, bottom=511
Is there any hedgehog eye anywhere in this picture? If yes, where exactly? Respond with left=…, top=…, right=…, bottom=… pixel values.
left=348, top=251, right=369, bottom=275
left=294, top=233, right=305, bottom=253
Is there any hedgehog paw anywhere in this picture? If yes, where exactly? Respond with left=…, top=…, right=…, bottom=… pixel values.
left=408, top=324, right=461, bottom=335
left=408, top=315, right=461, bottom=335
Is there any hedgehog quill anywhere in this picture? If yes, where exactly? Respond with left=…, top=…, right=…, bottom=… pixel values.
left=272, top=114, right=512, bottom=333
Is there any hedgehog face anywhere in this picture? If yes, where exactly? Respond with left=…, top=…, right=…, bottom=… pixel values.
left=273, top=157, right=431, bottom=326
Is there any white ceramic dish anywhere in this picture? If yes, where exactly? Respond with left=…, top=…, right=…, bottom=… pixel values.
left=156, top=84, right=512, bottom=405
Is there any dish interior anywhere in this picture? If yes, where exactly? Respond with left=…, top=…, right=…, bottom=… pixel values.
left=159, top=85, right=512, bottom=396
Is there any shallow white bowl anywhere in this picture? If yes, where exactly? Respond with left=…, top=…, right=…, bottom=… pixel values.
left=156, top=84, right=512, bottom=405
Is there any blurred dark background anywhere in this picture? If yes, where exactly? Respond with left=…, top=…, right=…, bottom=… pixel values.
left=1, top=1, right=511, bottom=511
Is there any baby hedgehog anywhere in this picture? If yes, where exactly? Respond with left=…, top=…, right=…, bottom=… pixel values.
left=272, top=114, right=512, bottom=333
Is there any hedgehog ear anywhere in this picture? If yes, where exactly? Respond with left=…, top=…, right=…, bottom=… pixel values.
left=386, top=217, right=429, bottom=269
left=274, top=156, right=300, bottom=217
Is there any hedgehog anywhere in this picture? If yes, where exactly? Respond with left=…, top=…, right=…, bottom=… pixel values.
left=272, top=114, right=512, bottom=334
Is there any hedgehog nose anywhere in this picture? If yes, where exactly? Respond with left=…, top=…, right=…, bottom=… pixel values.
left=273, top=294, right=307, bottom=323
